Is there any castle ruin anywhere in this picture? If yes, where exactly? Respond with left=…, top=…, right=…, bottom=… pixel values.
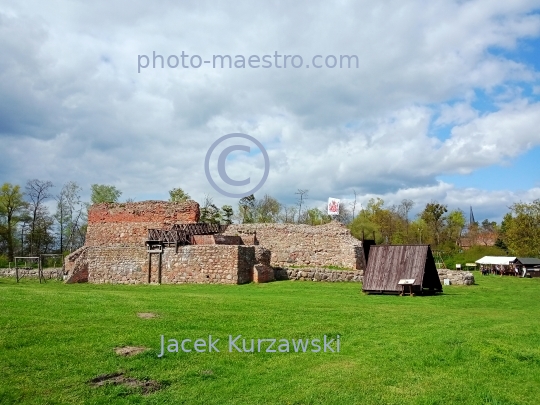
left=64, top=200, right=366, bottom=284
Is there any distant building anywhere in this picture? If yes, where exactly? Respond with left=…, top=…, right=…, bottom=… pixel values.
left=460, top=231, right=498, bottom=250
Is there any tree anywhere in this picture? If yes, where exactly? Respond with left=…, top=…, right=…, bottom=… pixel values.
left=302, top=208, right=331, bottom=225
left=25, top=179, right=54, bottom=255
left=55, top=182, right=86, bottom=253
left=17, top=211, right=32, bottom=256
left=350, top=190, right=358, bottom=220
left=410, top=217, right=428, bottom=244
left=199, top=195, right=222, bottom=224
left=220, top=205, right=234, bottom=225
left=280, top=206, right=297, bottom=223
left=495, top=213, right=512, bottom=251
left=372, top=206, right=396, bottom=244
left=502, top=199, right=540, bottom=256
left=349, top=202, right=379, bottom=241
left=336, top=203, right=353, bottom=225
left=360, top=198, right=403, bottom=243
left=476, top=219, right=498, bottom=246
left=0, top=183, right=28, bottom=261
left=90, top=184, right=122, bottom=204
left=29, top=210, right=55, bottom=255
left=467, top=221, right=479, bottom=247
left=398, top=199, right=414, bottom=240
left=304, top=208, right=320, bottom=225
left=238, top=194, right=256, bottom=224
left=169, top=187, right=191, bottom=202
left=445, top=209, right=466, bottom=247
left=255, top=194, right=281, bottom=223
left=481, top=219, right=497, bottom=233
left=420, top=201, right=448, bottom=246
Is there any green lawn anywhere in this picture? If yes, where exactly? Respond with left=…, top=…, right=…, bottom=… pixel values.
left=1, top=274, right=540, bottom=404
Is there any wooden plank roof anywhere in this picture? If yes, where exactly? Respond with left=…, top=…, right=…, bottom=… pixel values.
left=362, top=245, right=442, bottom=294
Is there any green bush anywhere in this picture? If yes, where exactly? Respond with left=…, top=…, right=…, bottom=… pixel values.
left=0, top=255, right=10, bottom=268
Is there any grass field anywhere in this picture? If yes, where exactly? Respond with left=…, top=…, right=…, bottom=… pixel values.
left=1, top=274, right=540, bottom=404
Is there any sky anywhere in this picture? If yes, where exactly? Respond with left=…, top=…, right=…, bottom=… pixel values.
left=1, top=0, right=540, bottom=223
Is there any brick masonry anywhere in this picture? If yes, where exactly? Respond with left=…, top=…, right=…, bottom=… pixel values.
left=223, top=221, right=365, bottom=270
left=85, top=200, right=200, bottom=247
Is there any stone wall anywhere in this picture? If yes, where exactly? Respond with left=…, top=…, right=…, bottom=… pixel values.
left=275, top=267, right=364, bottom=282
left=191, top=234, right=243, bottom=245
left=64, top=247, right=89, bottom=283
left=85, top=200, right=200, bottom=247
left=0, top=268, right=63, bottom=279
left=253, top=246, right=274, bottom=283
left=223, top=221, right=365, bottom=270
left=65, top=245, right=255, bottom=285
left=437, top=269, right=475, bottom=285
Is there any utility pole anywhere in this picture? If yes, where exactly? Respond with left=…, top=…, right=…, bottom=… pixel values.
left=295, top=189, right=309, bottom=224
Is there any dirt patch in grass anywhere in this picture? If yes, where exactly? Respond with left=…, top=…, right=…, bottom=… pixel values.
left=137, top=312, right=158, bottom=319
left=198, top=369, right=215, bottom=380
left=114, top=346, right=148, bottom=357
left=88, top=372, right=161, bottom=394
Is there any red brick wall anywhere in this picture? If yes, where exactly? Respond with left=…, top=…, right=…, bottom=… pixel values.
left=85, top=200, right=200, bottom=247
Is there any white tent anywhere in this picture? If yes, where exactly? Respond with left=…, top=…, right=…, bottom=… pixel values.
left=475, top=256, right=516, bottom=265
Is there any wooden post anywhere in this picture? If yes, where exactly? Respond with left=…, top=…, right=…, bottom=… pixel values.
left=147, top=253, right=152, bottom=284
left=38, top=257, right=43, bottom=284
left=158, top=252, right=162, bottom=284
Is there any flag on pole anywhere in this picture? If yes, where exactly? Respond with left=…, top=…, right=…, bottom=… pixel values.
left=328, top=198, right=340, bottom=216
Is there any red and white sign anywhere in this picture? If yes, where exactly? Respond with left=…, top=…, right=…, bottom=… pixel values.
left=327, top=198, right=340, bottom=215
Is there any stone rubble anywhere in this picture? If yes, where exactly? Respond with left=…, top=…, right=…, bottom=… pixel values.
left=274, top=267, right=364, bottom=282
left=437, top=269, right=475, bottom=285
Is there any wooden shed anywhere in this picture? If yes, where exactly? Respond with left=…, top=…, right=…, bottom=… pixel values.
left=512, top=257, right=540, bottom=278
left=362, top=245, right=442, bottom=295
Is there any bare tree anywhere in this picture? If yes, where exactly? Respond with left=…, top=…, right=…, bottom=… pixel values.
left=398, top=199, right=415, bottom=240
left=280, top=206, right=297, bottom=223
left=25, top=179, right=54, bottom=255
left=338, top=203, right=353, bottom=224
left=295, top=189, right=309, bottom=224
left=55, top=182, right=86, bottom=253
left=350, top=190, right=358, bottom=220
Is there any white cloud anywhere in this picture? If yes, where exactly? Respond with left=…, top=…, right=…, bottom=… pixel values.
left=436, top=100, right=540, bottom=172
left=435, top=102, right=479, bottom=126
left=1, top=0, right=540, bottom=220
